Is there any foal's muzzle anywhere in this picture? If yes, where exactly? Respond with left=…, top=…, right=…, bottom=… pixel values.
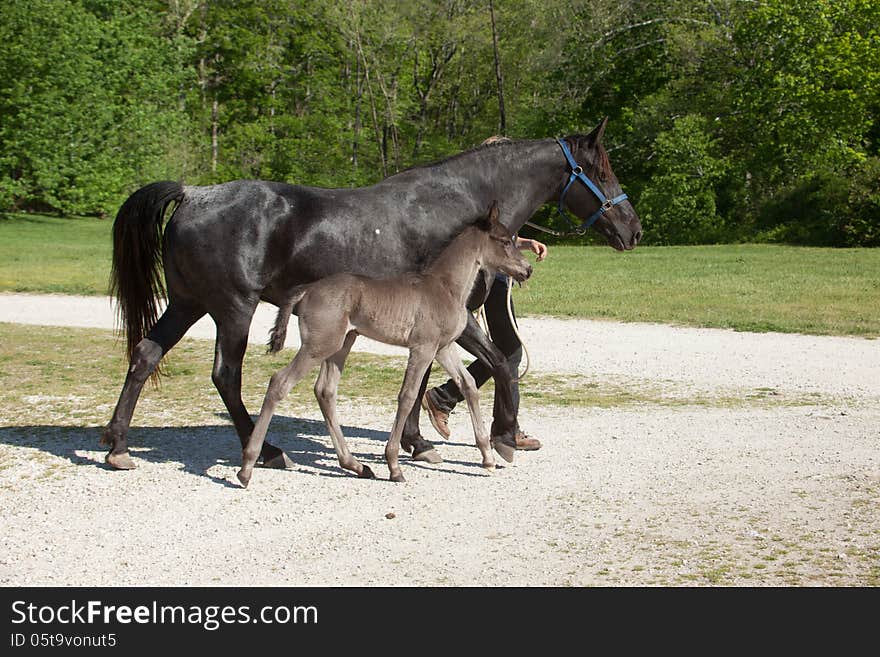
left=507, top=262, right=532, bottom=283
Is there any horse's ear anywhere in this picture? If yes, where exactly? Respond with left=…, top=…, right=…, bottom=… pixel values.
left=585, top=116, right=609, bottom=146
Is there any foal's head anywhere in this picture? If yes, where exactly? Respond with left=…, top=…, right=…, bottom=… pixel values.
left=475, top=202, right=532, bottom=283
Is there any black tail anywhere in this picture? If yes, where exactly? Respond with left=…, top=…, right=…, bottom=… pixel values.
left=109, top=181, right=184, bottom=379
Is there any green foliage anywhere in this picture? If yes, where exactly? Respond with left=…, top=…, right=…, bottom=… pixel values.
left=0, top=0, right=876, bottom=244
left=0, top=0, right=192, bottom=216
left=637, top=115, right=727, bottom=244
left=756, top=157, right=880, bottom=246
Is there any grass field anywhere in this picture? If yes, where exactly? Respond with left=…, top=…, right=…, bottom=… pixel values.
left=0, top=323, right=827, bottom=427
left=2, top=212, right=879, bottom=336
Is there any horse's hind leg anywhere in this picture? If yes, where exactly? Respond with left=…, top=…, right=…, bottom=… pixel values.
left=212, top=306, right=288, bottom=469
left=433, top=345, right=495, bottom=471
left=314, top=331, right=374, bottom=479
left=102, top=301, right=205, bottom=469
left=238, top=348, right=323, bottom=487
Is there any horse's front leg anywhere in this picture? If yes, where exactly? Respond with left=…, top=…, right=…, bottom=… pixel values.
left=455, top=314, right=517, bottom=463
left=387, top=347, right=438, bottom=482
left=400, top=369, right=444, bottom=464
left=433, top=344, right=495, bottom=471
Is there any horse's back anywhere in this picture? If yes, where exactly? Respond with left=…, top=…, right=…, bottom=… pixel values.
left=163, top=180, right=329, bottom=303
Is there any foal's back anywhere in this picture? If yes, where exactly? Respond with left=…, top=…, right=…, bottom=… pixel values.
left=295, top=270, right=466, bottom=351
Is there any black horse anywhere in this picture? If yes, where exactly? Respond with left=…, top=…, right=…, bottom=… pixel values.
left=102, top=118, right=642, bottom=471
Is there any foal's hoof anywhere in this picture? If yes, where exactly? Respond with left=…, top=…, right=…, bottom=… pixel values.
left=359, top=465, right=376, bottom=479
left=412, top=448, right=443, bottom=464
left=237, top=468, right=252, bottom=488
left=389, top=471, right=406, bottom=483
left=491, top=440, right=516, bottom=464
left=105, top=451, right=137, bottom=470
left=261, top=452, right=293, bottom=469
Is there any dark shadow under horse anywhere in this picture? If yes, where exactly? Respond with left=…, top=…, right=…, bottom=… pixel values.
left=101, top=118, right=641, bottom=471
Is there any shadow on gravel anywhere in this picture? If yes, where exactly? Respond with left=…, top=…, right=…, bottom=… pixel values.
left=0, top=413, right=492, bottom=484
left=0, top=414, right=382, bottom=480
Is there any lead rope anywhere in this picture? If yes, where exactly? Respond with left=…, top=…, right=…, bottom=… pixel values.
left=474, top=276, right=530, bottom=382
left=507, top=275, right=530, bottom=382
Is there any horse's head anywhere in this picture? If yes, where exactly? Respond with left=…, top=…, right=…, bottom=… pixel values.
left=559, top=118, right=642, bottom=251
left=476, top=201, right=532, bottom=283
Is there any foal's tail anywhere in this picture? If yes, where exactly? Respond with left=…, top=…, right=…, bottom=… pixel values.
left=267, top=288, right=308, bottom=353
left=109, top=181, right=185, bottom=373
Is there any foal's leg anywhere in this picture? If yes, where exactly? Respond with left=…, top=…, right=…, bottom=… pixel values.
left=237, top=349, right=323, bottom=487
left=314, top=331, right=375, bottom=479
left=455, top=314, right=517, bottom=463
left=433, top=345, right=495, bottom=471
left=212, top=304, right=289, bottom=469
left=400, top=370, right=443, bottom=463
left=102, top=301, right=204, bottom=470
left=386, top=347, right=437, bottom=482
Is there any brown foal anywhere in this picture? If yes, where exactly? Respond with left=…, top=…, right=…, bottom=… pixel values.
left=237, top=202, right=532, bottom=486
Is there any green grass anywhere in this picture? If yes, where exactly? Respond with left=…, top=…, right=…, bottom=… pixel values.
left=517, top=244, right=880, bottom=336
left=2, top=213, right=879, bottom=336
left=0, top=323, right=838, bottom=427
left=0, top=213, right=111, bottom=295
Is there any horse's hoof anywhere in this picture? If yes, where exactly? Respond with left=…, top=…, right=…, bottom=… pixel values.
left=389, top=472, right=406, bottom=483
left=482, top=462, right=496, bottom=473
left=491, top=440, right=515, bottom=464
left=412, top=448, right=443, bottom=464
left=236, top=468, right=252, bottom=488
left=105, top=451, right=137, bottom=470
left=261, top=452, right=293, bottom=469
left=359, top=465, right=376, bottom=479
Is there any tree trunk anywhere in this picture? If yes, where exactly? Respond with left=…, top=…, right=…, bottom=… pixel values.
left=211, top=96, right=218, bottom=174
left=489, top=0, right=506, bottom=136
left=354, top=49, right=361, bottom=174
left=354, top=29, right=387, bottom=178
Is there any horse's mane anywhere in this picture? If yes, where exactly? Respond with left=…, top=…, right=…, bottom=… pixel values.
left=391, top=137, right=524, bottom=176
left=565, top=134, right=611, bottom=180
left=593, top=144, right=612, bottom=180
left=391, top=133, right=610, bottom=180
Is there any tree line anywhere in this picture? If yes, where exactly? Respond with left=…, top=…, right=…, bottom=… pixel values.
left=1, top=0, right=877, bottom=245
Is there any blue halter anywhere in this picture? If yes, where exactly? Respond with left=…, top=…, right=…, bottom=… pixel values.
left=555, top=137, right=628, bottom=234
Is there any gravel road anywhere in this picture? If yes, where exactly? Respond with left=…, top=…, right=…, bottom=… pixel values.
left=1, top=293, right=878, bottom=585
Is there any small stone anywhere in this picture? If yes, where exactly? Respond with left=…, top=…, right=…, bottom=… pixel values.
left=385, top=512, right=396, bottom=519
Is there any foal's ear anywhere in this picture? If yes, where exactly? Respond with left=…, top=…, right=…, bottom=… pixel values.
left=476, top=200, right=500, bottom=232
left=487, top=200, right=500, bottom=226
left=584, top=116, right=609, bottom=146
